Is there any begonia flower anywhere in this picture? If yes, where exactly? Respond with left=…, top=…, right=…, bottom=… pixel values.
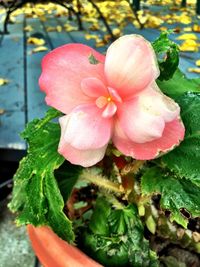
left=39, top=35, right=185, bottom=167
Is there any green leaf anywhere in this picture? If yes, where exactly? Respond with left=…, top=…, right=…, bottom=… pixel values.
left=8, top=109, right=76, bottom=242
left=89, top=197, right=111, bottom=236
left=162, top=93, right=200, bottom=187
left=55, top=161, right=82, bottom=203
left=88, top=53, right=100, bottom=65
left=141, top=167, right=200, bottom=228
left=152, top=31, right=179, bottom=81
left=81, top=199, right=159, bottom=267
left=157, top=69, right=200, bottom=98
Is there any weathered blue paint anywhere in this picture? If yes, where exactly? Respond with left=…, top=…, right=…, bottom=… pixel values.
left=0, top=14, right=26, bottom=151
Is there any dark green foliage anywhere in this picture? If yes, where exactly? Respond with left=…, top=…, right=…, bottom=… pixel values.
left=153, top=31, right=179, bottom=81
left=157, top=69, right=200, bottom=98
left=81, top=198, right=158, bottom=267
left=141, top=167, right=200, bottom=228
left=162, top=93, right=200, bottom=187
left=8, top=109, right=80, bottom=243
left=55, top=161, right=82, bottom=203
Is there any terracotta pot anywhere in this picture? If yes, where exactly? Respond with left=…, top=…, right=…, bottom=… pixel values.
left=27, top=225, right=103, bottom=267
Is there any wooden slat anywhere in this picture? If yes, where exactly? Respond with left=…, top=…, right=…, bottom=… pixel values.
left=25, top=17, right=51, bottom=121
left=41, top=16, right=79, bottom=47
left=46, top=15, right=108, bottom=52
left=0, top=14, right=26, bottom=150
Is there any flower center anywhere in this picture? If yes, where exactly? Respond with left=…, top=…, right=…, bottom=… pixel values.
left=95, top=87, right=122, bottom=118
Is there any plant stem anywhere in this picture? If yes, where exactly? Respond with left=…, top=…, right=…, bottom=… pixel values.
left=80, top=169, right=124, bottom=194
left=120, top=160, right=145, bottom=177
left=104, top=194, right=125, bottom=210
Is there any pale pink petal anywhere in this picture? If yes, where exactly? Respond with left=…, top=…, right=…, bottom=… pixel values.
left=58, top=115, right=107, bottom=167
left=117, top=84, right=180, bottom=143
left=39, top=44, right=105, bottom=114
left=81, top=77, right=107, bottom=98
left=143, top=83, right=180, bottom=122
left=58, top=142, right=107, bottom=167
left=104, top=35, right=159, bottom=99
left=59, top=105, right=113, bottom=150
left=117, top=97, right=165, bottom=143
left=96, top=96, right=108, bottom=108
left=108, top=87, right=122, bottom=103
left=113, top=118, right=185, bottom=160
left=102, top=102, right=117, bottom=118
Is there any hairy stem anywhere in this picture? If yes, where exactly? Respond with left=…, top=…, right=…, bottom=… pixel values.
left=121, top=160, right=145, bottom=176
left=79, top=169, right=124, bottom=194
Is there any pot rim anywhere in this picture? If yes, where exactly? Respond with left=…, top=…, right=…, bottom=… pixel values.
left=27, top=225, right=103, bottom=267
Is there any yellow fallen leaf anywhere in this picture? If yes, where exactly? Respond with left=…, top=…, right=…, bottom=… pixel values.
left=96, top=38, right=107, bottom=47
left=30, top=46, right=48, bottom=54
left=39, top=15, right=47, bottom=22
left=27, top=37, right=45, bottom=46
left=85, top=34, right=99, bottom=41
left=103, top=34, right=112, bottom=42
left=159, top=26, right=168, bottom=31
left=24, top=25, right=34, bottom=32
left=89, top=23, right=100, bottom=31
left=145, top=15, right=164, bottom=28
left=179, top=40, right=199, bottom=52
left=0, top=78, right=9, bottom=86
left=193, top=24, right=200, bottom=32
left=183, top=27, right=192, bottom=32
left=179, top=13, right=192, bottom=24
left=196, top=59, right=200, bottom=67
left=188, top=68, right=200, bottom=73
left=64, top=24, right=78, bottom=32
left=176, top=33, right=198, bottom=40
left=46, top=26, right=56, bottom=32
left=56, top=25, right=62, bottom=32
left=112, top=28, right=121, bottom=37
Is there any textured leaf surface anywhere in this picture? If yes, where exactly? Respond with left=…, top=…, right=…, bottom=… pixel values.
left=8, top=109, right=77, bottom=242
left=55, top=161, right=82, bottom=203
left=162, top=93, right=200, bottom=187
left=141, top=167, right=200, bottom=228
left=82, top=199, right=158, bottom=267
left=153, top=31, right=179, bottom=81
left=157, top=69, right=200, bottom=98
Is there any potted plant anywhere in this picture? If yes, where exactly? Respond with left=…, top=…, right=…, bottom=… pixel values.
left=9, top=31, right=200, bottom=267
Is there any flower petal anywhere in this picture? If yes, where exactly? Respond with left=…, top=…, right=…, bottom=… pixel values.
left=102, top=102, right=117, bottom=118
left=59, top=105, right=113, bottom=150
left=113, top=118, right=185, bottom=160
left=117, top=84, right=180, bottom=143
left=81, top=77, right=107, bottom=98
left=144, top=83, right=180, bottom=122
left=58, top=142, right=107, bottom=167
left=104, top=35, right=159, bottom=99
left=58, top=115, right=107, bottom=167
left=39, top=44, right=105, bottom=114
left=117, top=97, right=165, bottom=144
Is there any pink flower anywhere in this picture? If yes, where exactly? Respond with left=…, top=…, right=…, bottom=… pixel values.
left=39, top=35, right=185, bottom=167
